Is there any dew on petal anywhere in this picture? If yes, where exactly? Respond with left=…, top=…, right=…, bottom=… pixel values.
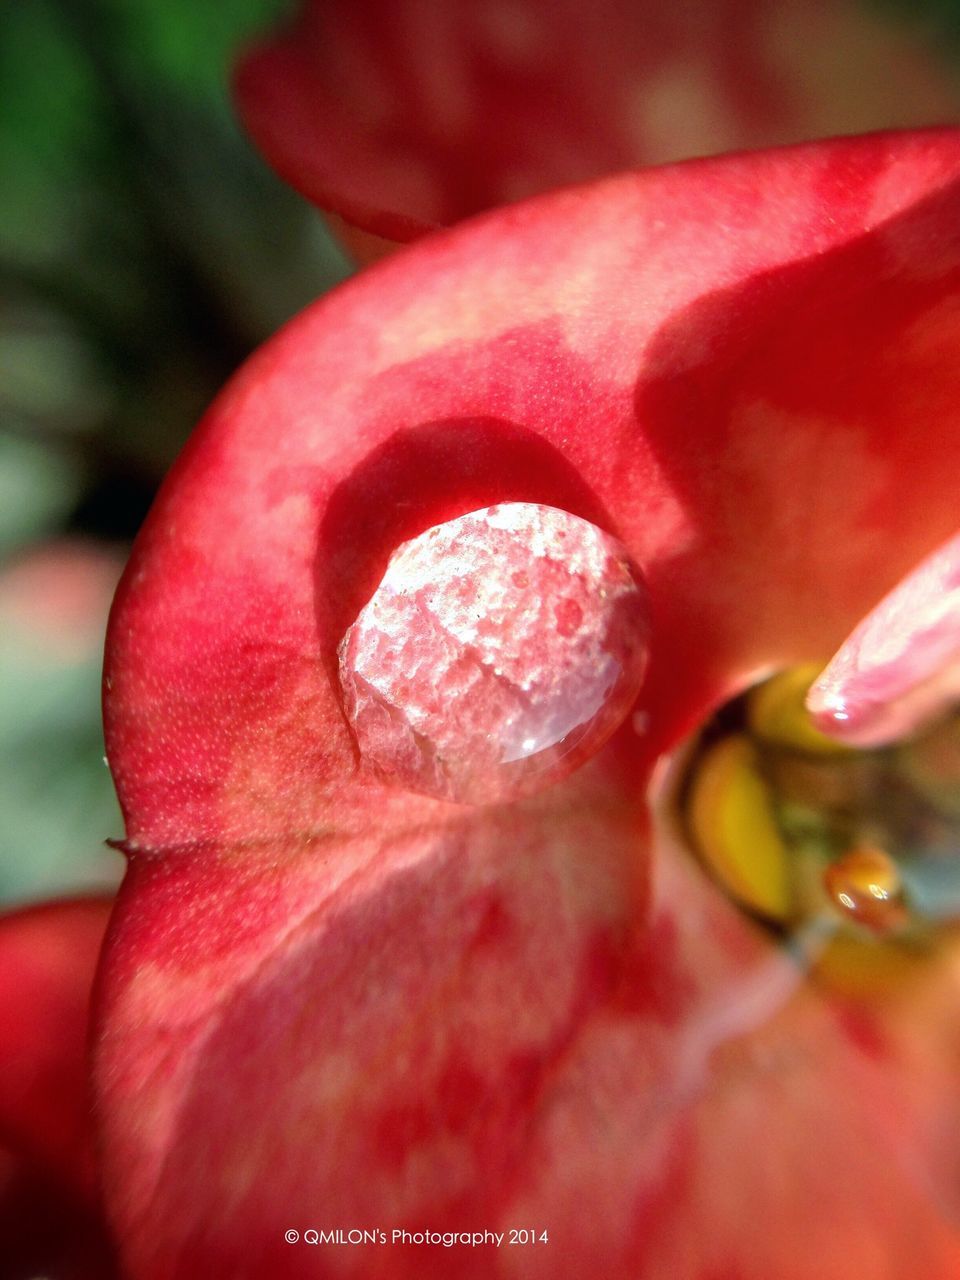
left=338, top=503, right=650, bottom=804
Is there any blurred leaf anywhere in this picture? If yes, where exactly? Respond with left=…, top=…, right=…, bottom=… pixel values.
left=0, top=437, right=81, bottom=556
left=100, top=0, right=293, bottom=115
left=876, top=0, right=960, bottom=47
left=0, top=302, right=112, bottom=430
left=0, top=0, right=349, bottom=506
left=0, top=543, right=123, bottom=903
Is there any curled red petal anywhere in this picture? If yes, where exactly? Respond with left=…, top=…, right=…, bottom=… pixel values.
left=235, top=0, right=958, bottom=248
left=808, top=528, right=960, bottom=745
left=99, top=133, right=960, bottom=1276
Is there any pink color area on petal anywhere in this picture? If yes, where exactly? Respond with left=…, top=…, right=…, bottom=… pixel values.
left=808, top=528, right=960, bottom=745
left=0, top=1148, right=118, bottom=1280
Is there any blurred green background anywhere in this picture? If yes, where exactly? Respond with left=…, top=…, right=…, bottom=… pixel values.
left=0, top=0, right=351, bottom=905
left=2, top=0, right=960, bottom=909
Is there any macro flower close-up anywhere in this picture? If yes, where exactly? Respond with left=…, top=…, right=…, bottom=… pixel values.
left=5, top=3, right=960, bottom=1279
left=96, top=127, right=960, bottom=1276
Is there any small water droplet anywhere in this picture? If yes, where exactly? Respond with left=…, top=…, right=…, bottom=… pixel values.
left=338, top=503, right=650, bottom=804
left=822, top=845, right=909, bottom=935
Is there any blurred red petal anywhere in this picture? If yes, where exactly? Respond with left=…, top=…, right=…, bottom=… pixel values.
left=99, top=133, right=960, bottom=1275
left=0, top=897, right=112, bottom=1193
left=0, top=898, right=117, bottom=1278
left=235, top=0, right=958, bottom=248
left=809, top=528, right=960, bottom=745
left=0, top=1149, right=117, bottom=1279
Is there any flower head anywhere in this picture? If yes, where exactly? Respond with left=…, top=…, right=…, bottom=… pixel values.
left=98, top=129, right=960, bottom=1277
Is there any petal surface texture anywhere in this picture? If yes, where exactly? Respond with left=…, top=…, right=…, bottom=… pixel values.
left=235, top=0, right=958, bottom=244
left=100, top=133, right=960, bottom=1278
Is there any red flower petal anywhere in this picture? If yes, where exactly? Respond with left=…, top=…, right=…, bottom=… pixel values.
left=0, top=897, right=111, bottom=1193
left=0, top=1150, right=118, bottom=1279
left=0, top=897, right=117, bottom=1278
left=99, top=133, right=960, bottom=1275
left=235, top=0, right=958, bottom=247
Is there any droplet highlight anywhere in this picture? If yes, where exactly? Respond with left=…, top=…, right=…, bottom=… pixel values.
left=338, top=503, right=650, bottom=804
left=822, top=845, right=908, bottom=935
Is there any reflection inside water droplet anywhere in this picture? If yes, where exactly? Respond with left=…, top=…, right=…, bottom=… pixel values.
left=338, top=503, right=650, bottom=804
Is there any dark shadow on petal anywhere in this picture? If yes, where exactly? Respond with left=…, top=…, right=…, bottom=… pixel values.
left=315, top=415, right=614, bottom=686
left=631, top=166, right=960, bottom=751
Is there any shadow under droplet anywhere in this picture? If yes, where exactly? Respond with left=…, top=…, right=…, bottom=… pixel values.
left=314, top=415, right=617, bottom=689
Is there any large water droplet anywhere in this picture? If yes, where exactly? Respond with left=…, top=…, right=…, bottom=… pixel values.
left=338, top=503, right=650, bottom=804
